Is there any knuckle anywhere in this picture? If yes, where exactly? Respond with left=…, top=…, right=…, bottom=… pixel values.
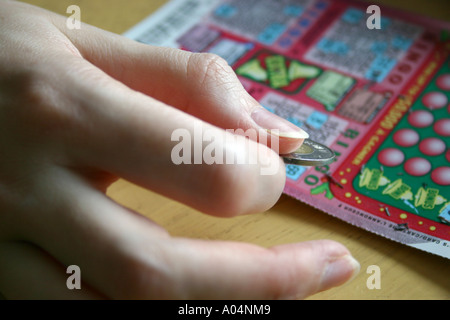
left=20, top=76, right=54, bottom=115
left=0, top=66, right=86, bottom=150
left=1, top=69, right=71, bottom=134
left=201, top=53, right=231, bottom=73
left=188, top=52, right=235, bottom=88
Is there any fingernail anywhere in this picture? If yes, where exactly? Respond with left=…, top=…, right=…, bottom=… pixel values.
left=320, top=255, right=360, bottom=291
left=251, top=108, right=309, bottom=139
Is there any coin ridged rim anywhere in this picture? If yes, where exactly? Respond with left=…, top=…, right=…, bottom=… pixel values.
left=281, top=139, right=335, bottom=166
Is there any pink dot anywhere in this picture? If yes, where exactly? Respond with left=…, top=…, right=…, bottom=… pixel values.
left=419, top=137, right=446, bottom=156
left=408, top=110, right=434, bottom=128
left=431, top=167, right=450, bottom=185
left=434, top=118, right=450, bottom=136
left=436, top=74, right=450, bottom=91
left=378, top=148, right=405, bottom=167
left=393, top=129, right=419, bottom=147
left=404, top=157, right=431, bottom=176
left=422, top=92, right=447, bottom=109
left=446, top=149, right=450, bottom=162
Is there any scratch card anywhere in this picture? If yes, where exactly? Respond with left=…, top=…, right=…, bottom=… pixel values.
left=125, top=0, right=450, bottom=259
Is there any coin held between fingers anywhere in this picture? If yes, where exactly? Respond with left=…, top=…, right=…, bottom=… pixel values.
left=281, top=139, right=336, bottom=166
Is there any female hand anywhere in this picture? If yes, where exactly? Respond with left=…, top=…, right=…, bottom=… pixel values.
left=0, top=0, right=359, bottom=299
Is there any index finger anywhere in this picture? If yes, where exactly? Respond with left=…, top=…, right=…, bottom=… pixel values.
left=51, top=10, right=308, bottom=154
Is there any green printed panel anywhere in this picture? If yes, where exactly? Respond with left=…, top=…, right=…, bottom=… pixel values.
left=307, top=71, right=354, bottom=111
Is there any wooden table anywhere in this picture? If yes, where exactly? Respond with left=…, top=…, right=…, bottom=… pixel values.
left=22, top=0, right=450, bottom=299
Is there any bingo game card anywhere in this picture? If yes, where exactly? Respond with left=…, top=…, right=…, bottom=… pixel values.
left=125, top=0, right=450, bottom=258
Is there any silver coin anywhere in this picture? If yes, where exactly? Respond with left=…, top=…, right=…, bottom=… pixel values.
left=281, top=139, right=335, bottom=166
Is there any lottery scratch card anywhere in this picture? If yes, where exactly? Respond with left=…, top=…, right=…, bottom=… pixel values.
left=125, top=0, right=450, bottom=258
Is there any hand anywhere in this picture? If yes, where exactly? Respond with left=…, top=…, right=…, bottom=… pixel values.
left=0, top=1, right=359, bottom=299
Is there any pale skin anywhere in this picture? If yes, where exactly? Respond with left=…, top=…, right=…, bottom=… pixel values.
left=0, top=0, right=360, bottom=299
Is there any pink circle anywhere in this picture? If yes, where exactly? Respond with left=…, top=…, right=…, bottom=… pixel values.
left=436, top=74, right=450, bottom=91
left=408, top=110, right=434, bottom=128
left=434, top=118, right=450, bottom=136
left=422, top=92, right=447, bottom=109
left=404, top=157, right=431, bottom=176
left=446, top=149, right=450, bottom=162
left=419, top=137, right=446, bottom=156
left=431, top=167, right=450, bottom=185
left=393, top=129, right=419, bottom=147
left=378, top=148, right=405, bottom=167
